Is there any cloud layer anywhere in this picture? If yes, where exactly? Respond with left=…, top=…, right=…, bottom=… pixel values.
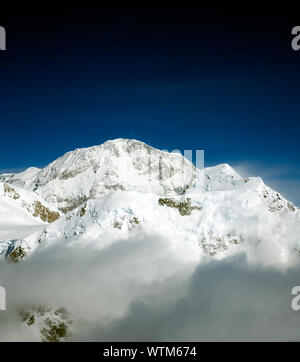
left=0, top=230, right=300, bottom=342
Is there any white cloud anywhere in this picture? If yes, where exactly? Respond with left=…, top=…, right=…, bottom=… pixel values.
left=0, top=229, right=300, bottom=341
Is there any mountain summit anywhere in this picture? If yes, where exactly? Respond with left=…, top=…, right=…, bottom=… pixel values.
left=1, top=139, right=200, bottom=212
left=1, top=139, right=252, bottom=212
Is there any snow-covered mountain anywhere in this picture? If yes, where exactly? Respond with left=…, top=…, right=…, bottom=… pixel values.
left=0, top=139, right=256, bottom=212
left=1, top=138, right=300, bottom=342
left=0, top=138, right=299, bottom=265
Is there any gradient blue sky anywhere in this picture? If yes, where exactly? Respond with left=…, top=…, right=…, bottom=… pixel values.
left=0, top=6, right=299, bottom=204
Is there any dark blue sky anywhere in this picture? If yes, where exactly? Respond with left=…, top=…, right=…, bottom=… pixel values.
left=0, top=6, right=300, bottom=203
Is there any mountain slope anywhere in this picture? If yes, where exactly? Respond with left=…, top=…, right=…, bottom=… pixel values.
left=0, top=182, right=61, bottom=260
left=2, top=184, right=299, bottom=265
